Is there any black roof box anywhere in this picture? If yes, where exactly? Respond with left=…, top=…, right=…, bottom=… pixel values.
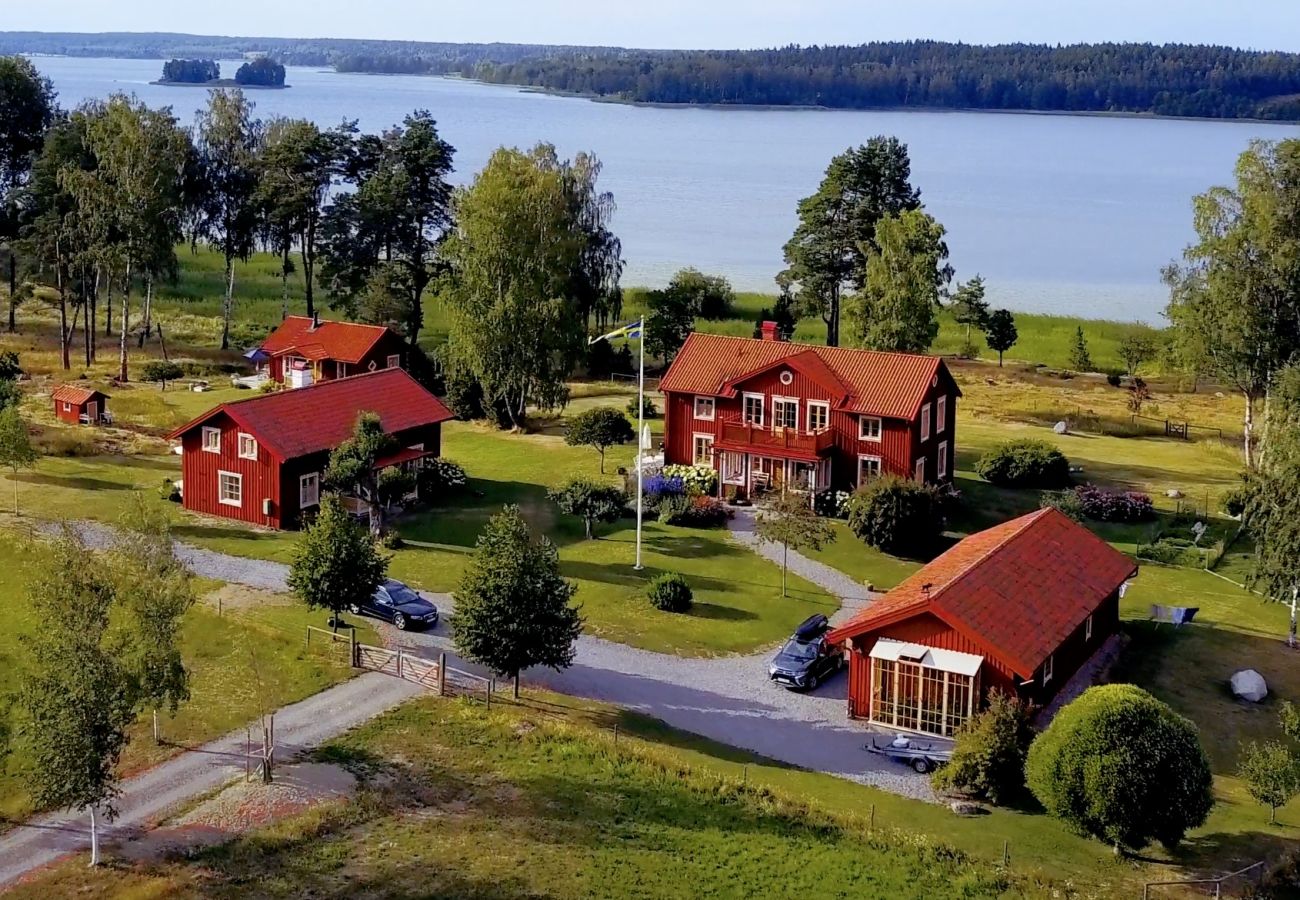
left=795, top=613, right=829, bottom=640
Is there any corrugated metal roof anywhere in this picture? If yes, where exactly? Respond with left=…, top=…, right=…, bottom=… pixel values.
left=828, top=508, right=1138, bottom=677
left=260, top=316, right=392, bottom=365
left=168, top=369, right=452, bottom=461
left=659, top=332, right=950, bottom=419
left=51, top=384, right=106, bottom=405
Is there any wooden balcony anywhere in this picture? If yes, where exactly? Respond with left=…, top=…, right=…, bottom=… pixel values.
left=717, top=419, right=836, bottom=457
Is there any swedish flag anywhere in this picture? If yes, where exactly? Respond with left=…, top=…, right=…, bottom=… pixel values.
left=591, top=320, right=643, bottom=344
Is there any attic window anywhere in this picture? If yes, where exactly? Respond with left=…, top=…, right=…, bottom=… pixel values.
left=202, top=426, right=221, bottom=453
left=238, top=433, right=258, bottom=460
left=859, top=416, right=882, bottom=442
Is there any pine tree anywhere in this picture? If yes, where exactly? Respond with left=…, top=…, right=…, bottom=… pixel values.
left=1068, top=326, right=1094, bottom=372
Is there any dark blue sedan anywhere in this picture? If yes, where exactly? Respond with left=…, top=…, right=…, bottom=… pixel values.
left=349, top=579, right=439, bottom=631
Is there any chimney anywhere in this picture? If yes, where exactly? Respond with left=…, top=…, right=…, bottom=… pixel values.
left=760, top=320, right=780, bottom=341
left=309, top=311, right=320, bottom=332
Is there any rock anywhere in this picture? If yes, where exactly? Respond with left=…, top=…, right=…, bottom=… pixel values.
left=1214, top=391, right=1226, bottom=399
left=1053, top=421, right=1069, bottom=435
left=1230, top=669, right=1268, bottom=703
left=1166, top=489, right=1184, bottom=499
left=949, top=800, right=985, bottom=816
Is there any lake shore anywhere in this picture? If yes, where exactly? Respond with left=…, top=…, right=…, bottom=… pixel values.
left=152, top=79, right=289, bottom=89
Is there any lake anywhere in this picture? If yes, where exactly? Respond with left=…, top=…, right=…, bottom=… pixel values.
left=31, top=56, right=1300, bottom=324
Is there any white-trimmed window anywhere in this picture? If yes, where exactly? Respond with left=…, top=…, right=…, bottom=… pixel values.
left=938, top=441, right=949, bottom=479
left=299, top=472, right=320, bottom=509
left=936, top=396, right=947, bottom=434
left=1085, top=614, right=1093, bottom=642
left=742, top=393, right=764, bottom=426
left=920, top=403, right=931, bottom=442
left=693, top=396, right=716, bottom=421
left=773, top=397, right=798, bottom=430
left=337, top=362, right=348, bottom=378
left=387, top=354, right=401, bottom=369
left=62, top=401, right=72, bottom=413
left=202, top=426, right=221, bottom=453
left=1042, top=654, right=1054, bottom=685
left=692, top=433, right=714, bottom=466
left=914, top=458, right=926, bottom=484
left=858, top=455, right=882, bottom=485
left=218, top=471, right=243, bottom=507
left=237, top=433, right=258, bottom=461
left=807, top=401, right=829, bottom=433
left=859, top=416, right=882, bottom=442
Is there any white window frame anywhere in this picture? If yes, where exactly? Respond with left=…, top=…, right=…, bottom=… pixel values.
left=299, top=472, right=320, bottom=509
left=692, top=432, right=715, bottom=466
left=1042, top=654, right=1054, bottom=685
left=62, top=401, right=72, bottom=413
left=218, top=470, right=243, bottom=508
left=772, top=396, right=799, bottom=431
left=806, top=400, right=830, bottom=434
left=914, top=457, right=926, bottom=484
left=1085, top=614, right=1093, bottom=642
left=858, top=454, right=882, bottom=485
left=387, top=353, right=401, bottom=369
left=742, top=392, right=765, bottom=426
left=859, top=415, right=882, bottom=442
left=237, top=432, right=258, bottom=461
left=920, top=403, right=931, bottom=442
left=936, top=395, right=947, bottom=434
left=337, top=362, right=349, bottom=378
left=938, top=441, right=949, bottom=479
left=693, top=396, right=716, bottom=421
left=202, top=426, right=221, bottom=454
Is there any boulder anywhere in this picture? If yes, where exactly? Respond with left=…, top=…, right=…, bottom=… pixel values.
left=1166, top=489, right=1184, bottom=499
left=1053, top=421, right=1069, bottom=435
left=1230, top=669, right=1268, bottom=703
left=949, top=800, right=986, bottom=817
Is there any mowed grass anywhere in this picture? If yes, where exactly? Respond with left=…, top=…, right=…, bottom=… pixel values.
left=15, top=696, right=1036, bottom=899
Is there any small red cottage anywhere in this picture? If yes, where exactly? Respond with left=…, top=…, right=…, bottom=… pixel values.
left=826, top=508, right=1137, bottom=738
left=167, top=369, right=452, bottom=530
left=256, top=315, right=408, bottom=388
left=52, top=385, right=110, bottom=426
left=658, top=328, right=959, bottom=496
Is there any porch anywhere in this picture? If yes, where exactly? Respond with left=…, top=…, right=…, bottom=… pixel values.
left=714, top=448, right=833, bottom=500
left=864, top=639, right=983, bottom=738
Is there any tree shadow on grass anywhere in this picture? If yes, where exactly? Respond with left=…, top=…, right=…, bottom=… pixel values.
left=14, top=472, right=135, bottom=492
left=171, top=522, right=292, bottom=550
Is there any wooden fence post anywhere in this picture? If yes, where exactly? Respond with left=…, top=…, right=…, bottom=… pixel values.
left=1002, top=840, right=1009, bottom=867
left=350, top=629, right=358, bottom=668
left=485, top=679, right=491, bottom=710
left=396, top=649, right=403, bottom=680
left=153, top=709, right=159, bottom=745
left=437, top=653, right=446, bottom=696
left=869, top=803, right=875, bottom=831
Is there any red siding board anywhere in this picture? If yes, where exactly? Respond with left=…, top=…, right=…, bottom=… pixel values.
left=180, top=412, right=282, bottom=529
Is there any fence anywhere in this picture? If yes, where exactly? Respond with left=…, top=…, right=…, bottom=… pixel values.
left=1130, top=413, right=1225, bottom=442
left=1142, top=860, right=1265, bottom=898
left=306, top=625, right=495, bottom=703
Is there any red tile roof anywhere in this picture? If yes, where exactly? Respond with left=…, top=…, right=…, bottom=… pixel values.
left=659, top=333, right=954, bottom=419
left=51, top=385, right=107, bottom=405
left=827, top=508, right=1138, bottom=677
left=168, top=369, right=452, bottom=461
left=259, top=316, right=392, bottom=365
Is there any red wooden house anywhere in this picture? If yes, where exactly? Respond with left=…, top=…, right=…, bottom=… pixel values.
left=168, top=369, right=452, bottom=530
left=52, top=385, right=110, bottom=426
left=826, top=508, right=1138, bottom=738
left=658, top=327, right=959, bottom=495
left=256, top=315, right=408, bottom=388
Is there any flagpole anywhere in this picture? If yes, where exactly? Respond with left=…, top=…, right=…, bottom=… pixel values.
left=635, top=316, right=645, bottom=571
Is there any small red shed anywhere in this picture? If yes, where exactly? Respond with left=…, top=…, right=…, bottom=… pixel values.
left=826, top=508, right=1137, bottom=738
left=52, top=385, right=110, bottom=426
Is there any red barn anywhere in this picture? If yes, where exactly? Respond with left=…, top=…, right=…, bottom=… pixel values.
left=168, top=369, right=452, bottom=530
left=658, top=328, right=959, bottom=496
left=52, top=385, right=110, bottom=426
left=257, top=315, right=408, bottom=387
left=826, top=508, right=1137, bottom=737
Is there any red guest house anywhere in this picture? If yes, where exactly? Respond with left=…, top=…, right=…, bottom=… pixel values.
left=826, top=508, right=1138, bottom=738
left=658, top=328, right=959, bottom=496
left=168, top=369, right=452, bottom=530
left=253, top=314, right=409, bottom=388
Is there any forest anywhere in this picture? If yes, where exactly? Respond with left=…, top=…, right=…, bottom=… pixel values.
left=472, top=41, right=1300, bottom=120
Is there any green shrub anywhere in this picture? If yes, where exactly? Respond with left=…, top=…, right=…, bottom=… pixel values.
left=1221, top=481, right=1251, bottom=517
left=140, top=360, right=184, bottom=387
left=626, top=394, right=658, bottom=420
left=1039, top=489, right=1083, bottom=522
left=647, top=572, right=693, bottom=613
left=846, top=476, right=944, bottom=556
left=1026, top=684, right=1213, bottom=853
left=659, top=495, right=730, bottom=528
left=975, top=439, right=1071, bottom=488
left=158, top=476, right=181, bottom=503
left=418, top=458, right=468, bottom=498
left=932, top=692, right=1034, bottom=806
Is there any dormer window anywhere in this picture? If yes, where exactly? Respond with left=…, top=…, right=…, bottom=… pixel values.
left=859, top=416, right=882, bottom=442
left=693, top=396, right=715, bottom=420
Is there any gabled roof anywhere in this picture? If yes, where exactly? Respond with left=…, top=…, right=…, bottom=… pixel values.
left=826, top=508, right=1138, bottom=678
left=659, top=333, right=956, bottom=420
left=51, top=384, right=108, bottom=405
left=259, top=316, right=394, bottom=365
left=168, top=369, right=453, bottom=461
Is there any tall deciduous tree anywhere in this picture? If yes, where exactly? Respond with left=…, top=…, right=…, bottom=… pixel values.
left=288, top=494, right=389, bottom=632
left=1165, top=139, right=1300, bottom=468
left=195, top=89, right=263, bottom=350
left=847, top=208, right=951, bottom=353
left=541, top=147, right=623, bottom=329
left=0, top=406, right=36, bottom=514
left=780, top=137, right=921, bottom=347
left=321, top=111, right=454, bottom=344
left=325, top=412, right=395, bottom=537
left=0, top=56, right=58, bottom=332
left=983, top=309, right=1018, bottom=367
left=17, top=527, right=135, bottom=866
left=443, top=144, right=591, bottom=428
left=452, top=505, right=581, bottom=698
left=754, top=492, right=836, bottom=597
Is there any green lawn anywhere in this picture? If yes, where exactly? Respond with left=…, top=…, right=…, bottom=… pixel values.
left=0, top=528, right=376, bottom=822
left=803, top=521, right=922, bottom=591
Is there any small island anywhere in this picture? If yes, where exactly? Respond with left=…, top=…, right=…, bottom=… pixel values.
left=154, top=57, right=289, bottom=89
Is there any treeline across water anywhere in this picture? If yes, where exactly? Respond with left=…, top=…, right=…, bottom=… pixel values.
left=472, top=41, right=1300, bottom=120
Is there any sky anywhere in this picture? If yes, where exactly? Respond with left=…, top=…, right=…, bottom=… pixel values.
left=5, top=0, right=1300, bottom=52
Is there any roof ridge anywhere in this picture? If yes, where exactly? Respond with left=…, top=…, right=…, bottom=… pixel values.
left=924, top=508, right=1055, bottom=608
left=214, top=368, right=410, bottom=412
left=693, top=330, right=944, bottom=363
left=280, top=314, right=387, bottom=332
